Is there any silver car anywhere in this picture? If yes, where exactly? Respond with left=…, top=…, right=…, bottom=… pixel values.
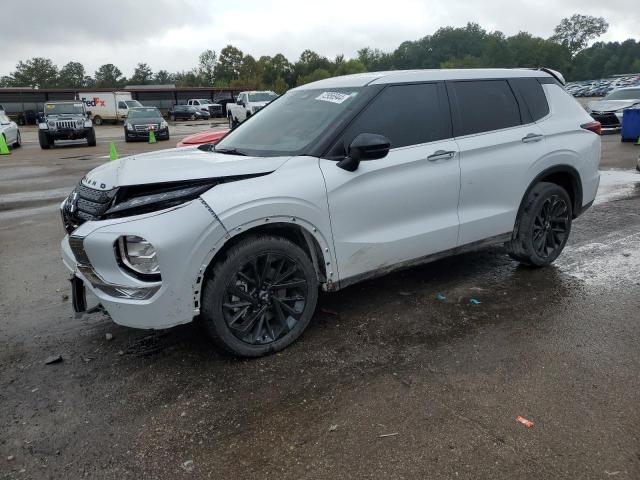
left=587, top=86, right=640, bottom=130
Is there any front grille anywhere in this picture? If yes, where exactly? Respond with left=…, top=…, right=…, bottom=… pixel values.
left=62, top=183, right=118, bottom=234
left=208, top=105, right=223, bottom=116
left=69, top=236, right=91, bottom=265
left=56, top=120, right=77, bottom=129
left=134, top=124, right=159, bottom=132
left=591, top=112, right=620, bottom=127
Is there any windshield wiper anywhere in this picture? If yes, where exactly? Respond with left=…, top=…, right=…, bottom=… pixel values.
left=214, top=147, right=249, bottom=156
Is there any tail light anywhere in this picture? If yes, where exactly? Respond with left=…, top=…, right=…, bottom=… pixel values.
left=581, top=121, right=602, bottom=135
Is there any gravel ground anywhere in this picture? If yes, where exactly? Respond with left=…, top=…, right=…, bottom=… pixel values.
left=1, top=126, right=639, bottom=479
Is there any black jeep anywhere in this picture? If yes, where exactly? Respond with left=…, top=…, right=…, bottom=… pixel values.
left=38, top=101, right=96, bottom=149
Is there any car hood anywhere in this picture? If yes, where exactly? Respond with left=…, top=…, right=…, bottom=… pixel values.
left=81, top=148, right=290, bottom=190
left=587, top=99, right=639, bottom=112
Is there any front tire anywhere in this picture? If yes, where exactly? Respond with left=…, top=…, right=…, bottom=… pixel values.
left=507, top=182, right=572, bottom=267
left=13, top=131, right=21, bottom=148
left=38, top=130, right=52, bottom=149
left=86, top=128, right=96, bottom=147
left=201, top=236, right=319, bottom=357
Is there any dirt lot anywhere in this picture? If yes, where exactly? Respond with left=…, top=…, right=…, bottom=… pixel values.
left=1, top=123, right=639, bottom=479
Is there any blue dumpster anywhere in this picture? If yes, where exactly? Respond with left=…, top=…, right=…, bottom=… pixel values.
left=621, top=108, right=640, bottom=142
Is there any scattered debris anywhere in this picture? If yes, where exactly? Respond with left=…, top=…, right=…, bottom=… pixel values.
left=398, top=291, right=412, bottom=297
left=605, top=471, right=620, bottom=476
left=181, top=411, right=187, bottom=417
left=105, top=333, right=114, bottom=341
left=320, top=308, right=339, bottom=316
left=44, top=355, right=63, bottom=365
left=436, top=293, right=446, bottom=301
left=181, top=460, right=194, bottom=473
left=622, top=253, right=631, bottom=257
left=379, top=432, right=399, bottom=438
left=516, top=416, right=534, bottom=428
left=470, top=298, right=482, bottom=305
left=7, top=455, right=15, bottom=461
left=328, top=424, right=338, bottom=432
left=31, top=388, right=38, bottom=393
left=61, top=293, right=69, bottom=301
left=83, top=357, right=92, bottom=363
left=117, top=350, right=124, bottom=356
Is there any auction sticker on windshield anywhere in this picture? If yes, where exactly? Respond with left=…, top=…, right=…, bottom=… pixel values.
left=315, top=91, right=352, bottom=104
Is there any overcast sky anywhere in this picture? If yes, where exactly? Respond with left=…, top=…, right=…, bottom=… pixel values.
left=2, top=0, right=638, bottom=77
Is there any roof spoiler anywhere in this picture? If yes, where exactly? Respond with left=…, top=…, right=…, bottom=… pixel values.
left=537, top=67, right=566, bottom=86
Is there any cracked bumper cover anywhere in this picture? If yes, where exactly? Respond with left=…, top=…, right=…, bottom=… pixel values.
left=61, top=199, right=227, bottom=329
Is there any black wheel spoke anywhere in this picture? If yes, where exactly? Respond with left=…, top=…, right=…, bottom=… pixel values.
left=228, top=305, right=251, bottom=327
left=532, top=195, right=569, bottom=258
left=274, top=297, right=301, bottom=318
left=228, top=286, right=257, bottom=305
left=272, top=279, right=307, bottom=289
left=272, top=299, right=290, bottom=333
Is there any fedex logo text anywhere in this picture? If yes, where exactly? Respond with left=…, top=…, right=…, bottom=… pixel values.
left=81, top=97, right=106, bottom=107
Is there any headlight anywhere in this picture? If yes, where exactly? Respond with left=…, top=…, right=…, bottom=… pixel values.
left=615, top=107, right=628, bottom=113
left=117, top=235, right=160, bottom=279
left=105, top=183, right=215, bottom=218
left=126, top=123, right=134, bottom=131
left=160, top=120, right=168, bottom=129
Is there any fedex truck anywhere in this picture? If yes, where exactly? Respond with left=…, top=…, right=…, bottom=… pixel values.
left=77, top=91, right=142, bottom=125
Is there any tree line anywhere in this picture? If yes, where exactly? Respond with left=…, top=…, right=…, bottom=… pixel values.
left=1, top=15, right=638, bottom=92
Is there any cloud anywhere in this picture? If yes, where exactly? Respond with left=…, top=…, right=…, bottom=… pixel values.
left=1, top=0, right=637, bottom=77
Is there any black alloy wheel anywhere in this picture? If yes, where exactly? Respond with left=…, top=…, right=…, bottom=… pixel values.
left=201, top=236, right=319, bottom=357
left=223, top=253, right=308, bottom=345
left=531, top=194, right=569, bottom=259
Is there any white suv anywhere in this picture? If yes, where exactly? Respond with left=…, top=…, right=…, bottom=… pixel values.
left=61, top=68, right=601, bottom=357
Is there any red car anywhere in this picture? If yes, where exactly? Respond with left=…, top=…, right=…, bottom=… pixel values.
left=176, top=128, right=229, bottom=148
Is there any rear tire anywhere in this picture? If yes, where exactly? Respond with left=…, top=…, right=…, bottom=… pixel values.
left=201, top=235, right=319, bottom=357
left=507, top=182, right=572, bottom=267
left=86, top=128, right=97, bottom=147
left=38, top=130, right=52, bottom=149
left=92, top=115, right=102, bottom=126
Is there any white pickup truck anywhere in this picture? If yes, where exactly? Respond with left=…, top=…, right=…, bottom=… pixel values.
left=186, top=99, right=223, bottom=118
left=226, top=91, right=278, bottom=128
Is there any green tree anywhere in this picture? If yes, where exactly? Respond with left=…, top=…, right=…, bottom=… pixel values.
left=153, top=69, right=174, bottom=84
left=273, top=76, right=287, bottom=94
left=334, top=59, right=367, bottom=76
left=94, top=64, right=124, bottom=87
left=550, top=14, right=609, bottom=57
left=297, top=68, right=331, bottom=86
left=198, top=49, right=217, bottom=85
left=129, top=62, right=153, bottom=85
left=58, top=61, right=86, bottom=88
left=10, top=57, right=58, bottom=88
left=215, top=45, right=244, bottom=84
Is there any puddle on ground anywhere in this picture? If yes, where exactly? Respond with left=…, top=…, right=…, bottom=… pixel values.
left=595, top=169, right=640, bottom=205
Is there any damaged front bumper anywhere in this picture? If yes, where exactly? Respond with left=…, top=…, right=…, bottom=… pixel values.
left=61, top=198, right=227, bottom=329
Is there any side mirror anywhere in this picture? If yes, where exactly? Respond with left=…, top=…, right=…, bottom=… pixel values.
left=86, top=111, right=92, bottom=116
left=337, top=133, right=391, bottom=172
left=236, top=99, right=243, bottom=105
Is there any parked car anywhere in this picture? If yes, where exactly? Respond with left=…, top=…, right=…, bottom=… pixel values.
left=168, top=105, right=210, bottom=121
left=586, top=87, right=640, bottom=130
left=60, top=68, right=600, bottom=357
left=0, top=112, right=21, bottom=148
left=124, top=107, right=169, bottom=142
left=79, top=91, right=142, bottom=125
left=187, top=99, right=223, bottom=118
left=38, top=101, right=96, bottom=149
left=176, top=128, right=229, bottom=148
left=226, top=90, right=278, bottom=128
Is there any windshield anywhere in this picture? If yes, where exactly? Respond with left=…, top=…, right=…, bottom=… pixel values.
left=127, top=108, right=162, bottom=119
left=195, top=99, right=209, bottom=103
left=125, top=100, right=142, bottom=108
left=216, top=88, right=362, bottom=157
left=248, top=92, right=278, bottom=102
left=604, top=89, right=640, bottom=101
left=45, top=103, right=84, bottom=115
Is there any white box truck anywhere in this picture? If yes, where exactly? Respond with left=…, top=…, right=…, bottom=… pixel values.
left=77, top=91, right=142, bottom=125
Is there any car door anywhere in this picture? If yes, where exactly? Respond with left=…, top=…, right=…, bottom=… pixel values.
left=0, top=114, right=16, bottom=143
left=447, top=79, right=547, bottom=246
left=319, top=82, right=461, bottom=283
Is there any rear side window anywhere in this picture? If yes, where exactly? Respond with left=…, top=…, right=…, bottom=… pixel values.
left=342, top=83, right=449, bottom=149
left=511, top=77, right=550, bottom=121
left=449, top=80, right=521, bottom=136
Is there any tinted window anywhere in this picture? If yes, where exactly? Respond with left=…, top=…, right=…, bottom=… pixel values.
left=342, top=83, right=446, bottom=149
left=512, top=78, right=549, bottom=121
left=118, top=101, right=127, bottom=109
left=449, top=80, right=521, bottom=136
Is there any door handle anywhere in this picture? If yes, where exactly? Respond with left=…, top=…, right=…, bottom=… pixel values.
left=522, top=133, right=544, bottom=143
left=426, top=150, right=456, bottom=161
